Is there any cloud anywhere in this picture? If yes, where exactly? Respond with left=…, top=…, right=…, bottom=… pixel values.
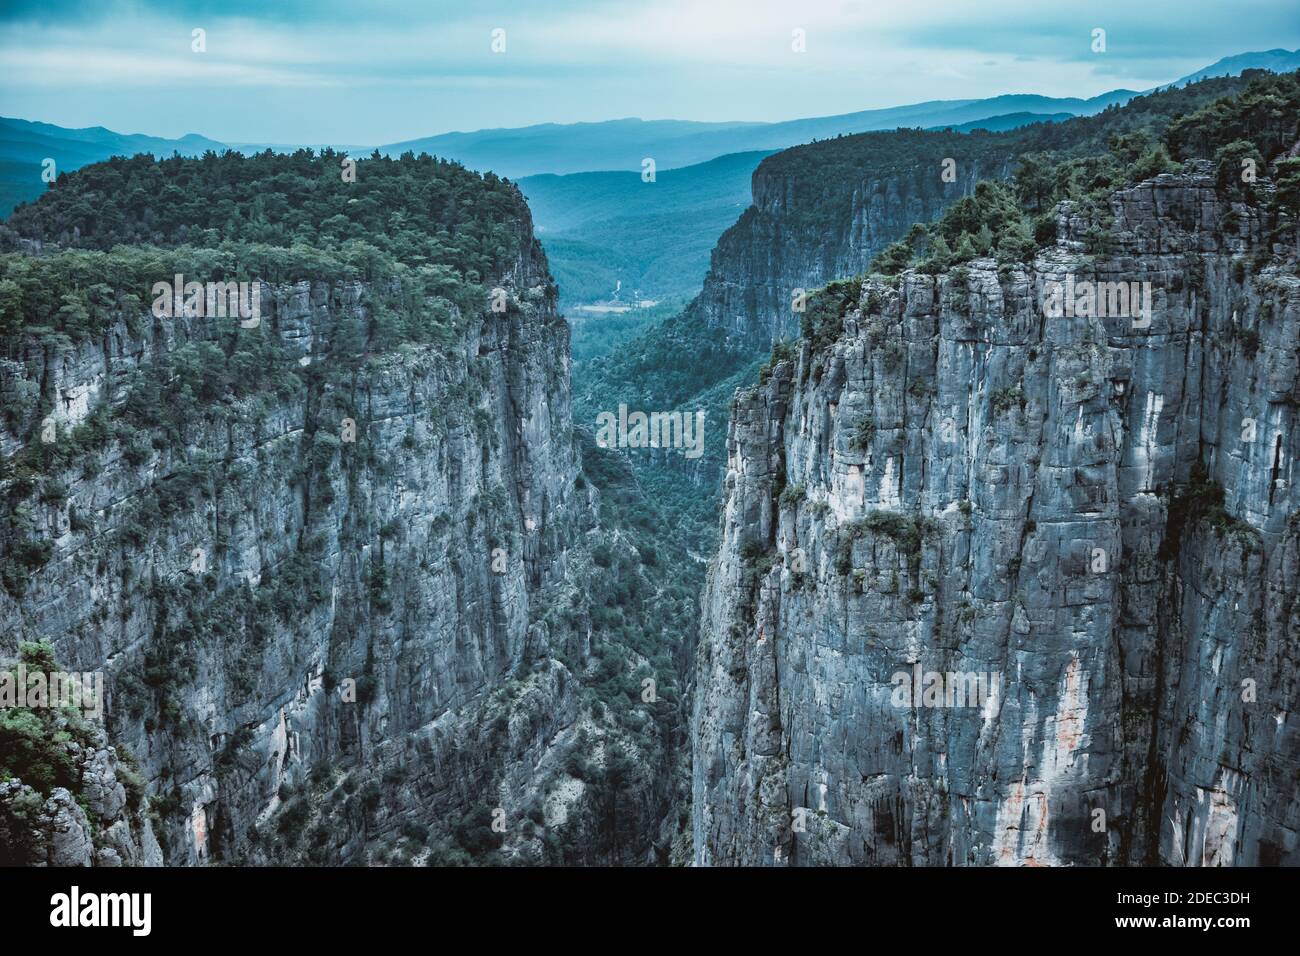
left=0, top=0, right=1295, bottom=142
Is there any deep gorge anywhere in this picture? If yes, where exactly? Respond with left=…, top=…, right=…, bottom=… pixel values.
left=2, top=70, right=1298, bottom=868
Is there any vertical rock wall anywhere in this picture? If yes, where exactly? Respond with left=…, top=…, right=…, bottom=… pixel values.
left=694, top=166, right=1300, bottom=866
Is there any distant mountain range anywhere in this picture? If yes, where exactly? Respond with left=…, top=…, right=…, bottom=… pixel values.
left=929, top=111, right=1074, bottom=133
left=0, top=117, right=224, bottom=217
left=0, top=117, right=225, bottom=166
left=381, top=92, right=1136, bottom=179
left=379, top=49, right=1300, bottom=179
left=1171, top=47, right=1300, bottom=85
left=442, top=47, right=1300, bottom=303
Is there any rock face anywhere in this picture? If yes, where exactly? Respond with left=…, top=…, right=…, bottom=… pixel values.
left=1, top=207, right=685, bottom=865
left=693, top=165, right=1300, bottom=866
left=689, top=138, right=1016, bottom=350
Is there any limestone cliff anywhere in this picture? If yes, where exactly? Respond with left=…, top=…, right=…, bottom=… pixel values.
left=0, top=163, right=690, bottom=865
left=0, top=714, right=161, bottom=867
left=693, top=163, right=1299, bottom=866
left=686, top=73, right=1263, bottom=354
left=693, top=137, right=1014, bottom=349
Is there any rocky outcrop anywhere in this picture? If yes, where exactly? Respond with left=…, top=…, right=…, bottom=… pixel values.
left=0, top=723, right=161, bottom=867
left=685, top=74, right=1263, bottom=354
left=693, top=164, right=1300, bottom=866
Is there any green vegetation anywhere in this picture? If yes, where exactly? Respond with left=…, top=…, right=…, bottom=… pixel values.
left=0, top=639, right=146, bottom=856
left=801, top=278, right=861, bottom=354
left=7, top=148, right=526, bottom=275
left=867, top=70, right=1300, bottom=278
left=0, top=642, right=101, bottom=796
left=991, top=384, right=1026, bottom=416
left=573, top=292, right=764, bottom=559
left=1160, top=462, right=1261, bottom=560
left=758, top=339, right=799, bottom=384
left=519, top=150, right=772, bottom=306
left=536, top=205, right=746, bottom=306
left=849, top=416, right=877, bottom=450
left=778, top=483, right=806, bottom=510
left=834, top=512, right=937, bottom=576
left=0, top=150, right=537, bottom=444
left=1165, top=75, right=1300, bottom=170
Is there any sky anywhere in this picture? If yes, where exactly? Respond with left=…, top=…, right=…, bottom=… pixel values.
left=0, top=0, right=1297, bottom=145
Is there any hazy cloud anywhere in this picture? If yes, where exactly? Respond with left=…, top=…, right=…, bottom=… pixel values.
left=0, top=0, right=1295, bottom=144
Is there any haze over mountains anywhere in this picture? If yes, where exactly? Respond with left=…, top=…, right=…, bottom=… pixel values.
left=383, top=90, right=1137, bottom=179
left=517, top=149, right=772, bottom=304
left=0, top=117, right=225, bottom=166
left=378, top=48, right=1300, bottom=178
left=1173, top=46, right=1300, bottom=84
left=0, top=117, right=224, bottom=216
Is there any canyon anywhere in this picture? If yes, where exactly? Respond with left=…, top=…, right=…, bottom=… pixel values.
left=2, top=71, right=1298, bottom=868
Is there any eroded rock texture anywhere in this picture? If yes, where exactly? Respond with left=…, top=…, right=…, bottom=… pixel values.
left=694, top=166, right=1300, bottom=866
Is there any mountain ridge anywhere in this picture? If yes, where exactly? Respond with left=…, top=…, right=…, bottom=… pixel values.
left=377, top=48, right=1299, bottom=179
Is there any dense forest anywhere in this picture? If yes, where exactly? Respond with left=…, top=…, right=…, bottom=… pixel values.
left=864, top=70, right=1300, bottom=278
left=5, top=149, right=526, bottom=265
left=0, top=150, right=547, bottom=342
left=0, top=152, right=560, bottom=471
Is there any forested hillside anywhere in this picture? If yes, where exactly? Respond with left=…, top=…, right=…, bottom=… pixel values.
left=520, top=150, right=771, bottom=306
